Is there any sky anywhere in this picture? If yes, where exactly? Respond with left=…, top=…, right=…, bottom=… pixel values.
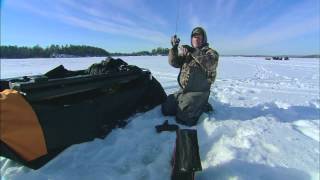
left=0, top=0, right=319, bottom=55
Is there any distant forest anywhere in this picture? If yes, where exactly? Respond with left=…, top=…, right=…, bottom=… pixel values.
left=0, top=45, right=109, bottom=59
left=112, top=47, right=169, bottom=56
left=0, top=45, right=170, bottom=59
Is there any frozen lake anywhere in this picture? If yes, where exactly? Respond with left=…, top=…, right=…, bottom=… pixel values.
left=1, top=56, right=319, bottom=180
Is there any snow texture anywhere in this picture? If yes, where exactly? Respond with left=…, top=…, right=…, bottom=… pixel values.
left=1, top=56, right=319, bottom=180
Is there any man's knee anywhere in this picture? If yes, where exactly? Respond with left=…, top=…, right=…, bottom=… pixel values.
left=175, top=106, right=202, bottom=126
left=176, top=113, right=199, bottom=126
left=161, top=94, right=178, bottom=116
left=175, top=102, right=205, bottom=126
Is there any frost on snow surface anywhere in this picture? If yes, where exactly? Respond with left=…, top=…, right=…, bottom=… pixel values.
left=1, top=56, right=319, bottom=180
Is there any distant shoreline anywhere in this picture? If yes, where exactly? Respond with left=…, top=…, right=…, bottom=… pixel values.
left=1, top=55, right=319, bottom=60
left=220, top=55, right=320, bottom=58
left=2, top=45, right=319, bottom=59
left=0, top=45, right=169, bottom=59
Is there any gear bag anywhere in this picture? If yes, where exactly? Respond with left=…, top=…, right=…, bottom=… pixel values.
left=171, top=129, right=202, bottom=180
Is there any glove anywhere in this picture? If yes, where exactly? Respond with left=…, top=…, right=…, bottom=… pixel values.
left=155, top=120, right=179, bottom=133
left=181, top=47, right=190, bottom=56
left=181, top=45, right=194, bottom=62
left=171, top=35, right=180, bottom=48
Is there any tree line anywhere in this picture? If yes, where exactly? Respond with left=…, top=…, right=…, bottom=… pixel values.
left=0, top=45, right=110, bottom=59
left=112, top=47, right=169, bottom=56
left=0, top=45, right=170, bottom=59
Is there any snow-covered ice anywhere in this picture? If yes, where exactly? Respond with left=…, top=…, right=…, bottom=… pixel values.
left=1, top=56, right=319, bottom=180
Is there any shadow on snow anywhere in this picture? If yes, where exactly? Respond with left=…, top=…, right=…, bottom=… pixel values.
left=196, top=159, right=310, bottom=180
left=210, top=99, right=319, bottom=122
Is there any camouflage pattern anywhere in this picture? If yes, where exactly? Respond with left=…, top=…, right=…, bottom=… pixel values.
left=168, top=45, right=219, bottom=92
left=162, top=27, right=219, bottom=126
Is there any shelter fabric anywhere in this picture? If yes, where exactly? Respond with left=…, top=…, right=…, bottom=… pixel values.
left=0, top=89, right=47, bottom=161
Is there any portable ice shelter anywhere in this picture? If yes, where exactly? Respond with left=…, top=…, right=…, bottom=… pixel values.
left=0, top=57, right=167, bottom=169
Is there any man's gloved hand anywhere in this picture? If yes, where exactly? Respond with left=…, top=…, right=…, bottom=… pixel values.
left=171, top=35, right=180, bottom=48
left=181, top=45, right=193, bottom=62
left=182, top=47, right=190, bottom=56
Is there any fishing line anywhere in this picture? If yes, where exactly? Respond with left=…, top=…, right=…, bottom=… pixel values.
left=175, top=0, right=180, bottom=35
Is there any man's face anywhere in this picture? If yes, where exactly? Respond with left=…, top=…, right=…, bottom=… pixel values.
left=192, top=34, right=203, bottom=48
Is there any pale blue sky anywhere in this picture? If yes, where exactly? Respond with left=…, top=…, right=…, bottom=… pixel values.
left=1, top=0, right=319, bottom=55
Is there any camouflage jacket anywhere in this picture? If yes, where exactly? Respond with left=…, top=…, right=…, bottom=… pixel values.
left=168, top=45, right=219, bottom=92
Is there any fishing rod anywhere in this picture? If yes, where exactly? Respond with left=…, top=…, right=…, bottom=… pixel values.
left=174, top=0, right=180, bottom=36
left=173, top=0, right=181, bottom=52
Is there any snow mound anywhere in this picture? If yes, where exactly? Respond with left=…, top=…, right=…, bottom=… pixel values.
left=293, top=120, right=320, bottom=142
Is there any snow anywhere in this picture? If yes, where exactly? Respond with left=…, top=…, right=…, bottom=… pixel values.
left=1, top=56, right=319, bottom=180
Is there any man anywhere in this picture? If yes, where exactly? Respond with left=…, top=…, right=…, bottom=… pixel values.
left=161, top=27, right=219, bottom=126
